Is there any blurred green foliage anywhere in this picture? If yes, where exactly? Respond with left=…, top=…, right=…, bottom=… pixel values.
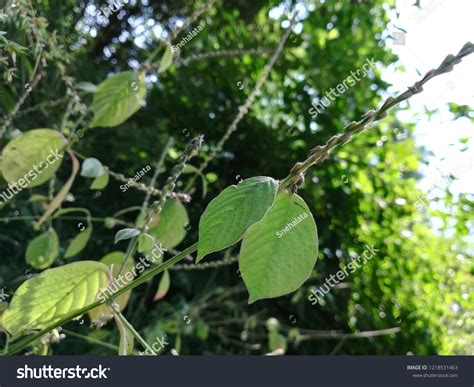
left=0, top=0, right=472, bottom=355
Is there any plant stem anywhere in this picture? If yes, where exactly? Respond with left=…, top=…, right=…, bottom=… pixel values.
left=110, top=306, right=156, bottom=355
left=4, top=242, right=198, bottom=355
left=280, top=41, right=474, bottom=192
left=61, top=329, right=119, bottom=352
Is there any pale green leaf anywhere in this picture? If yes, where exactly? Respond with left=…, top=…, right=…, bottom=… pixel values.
left=89, top=252, right=135, bottom=325
left=114, top=228, right=140, bottom=244
left=65, top=226, right=93, bottom=258
left=148, top=199, right=189, bottom=249
left=239, top=192, right=318, bottom=303
left=90, top=170, right=109, bottom=190
left=138, top=233, right=155, bottom=253
left=90, top=71, right=146, bottom=128
left=81, top=158, right=105, bottom=178
left=158, top=42, right=173, bottom=73
left=197, top=176, right=278, bottom=262
left=154, top=270, right=170, bottom=301
left=2, top=261, right=109, bottom=337
left=1, top=129, right=65, bottom=188
left=75, top=82, right=97, bottom=93
left=25, top=229, right=59, bottom=269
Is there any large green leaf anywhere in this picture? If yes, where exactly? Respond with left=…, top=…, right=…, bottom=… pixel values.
left=1, top=129, right=65, bottom=188
left=2, top=261, right=109, bottom=337
left=197, top=176, right=278, bottom=262
left=90, top=71, right=146, bottom=128
left=88, top=252, right=135, bottom=325
left=148, top=199, right=189, bottom=249
left=25, top=229, right=59, bottom=269
left=239, top=192, right=318, bottom=303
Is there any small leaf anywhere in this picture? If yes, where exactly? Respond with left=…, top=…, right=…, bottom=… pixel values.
left=25, top=229, right=59, bottom=269
left=138, top=233, right=155, bottom=253
left=89, top=252, right=135, bottom=325
left=1, top=129, right=65, bottom=188
left=114, top=228, right=140, bottom=244
left=65, top=226, right=93, bottom=258
left=90, top=170, right=109, bottom=190
left=28, top=194, right=49, bottom=203
left=75, top=82, right=97, bottom=93
left=104, top=217, right=117, bottom=229
left=148, top=199, right=189, bottom=249
left=90, top=71, right=146, bottom=128
left=197, top=177, right=278, bottom=262
left=154, top=270, right=170, bottom=301
left=239, top=192, right=318, bottom=303
left=2, top=261, right=109, bottom=337
left=81, top=158, right=105, bottom=178
left=158, top=42, right=173, bottom=73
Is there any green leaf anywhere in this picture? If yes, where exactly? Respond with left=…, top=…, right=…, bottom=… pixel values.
left=158, top=42, right=173, bottom=73
left=114, top=228, right=140, bottom=244
left=138, top=233, right=155, bottom=253
left=89, top=252, right=135, bottom=325
left=25, top=229, right=59, bottom=269
left=81, top=158, right=105, bottom=178
left=2, top=261, right=109, bottom=337
left=1, top=129, right=65, bottom=188
left=65, top=226, right=92, bottom=258
left=197, top=176, right=278, bottom=262
left=75, top=82, right=97, bottom=93
left=154, top=270, right=170, bottom=301
left=90, top=170, right=109, bottom=190
left=239, top=192, right=318, bottom=303
left=90, top=71, right=146, bottom=128
left=148, top=199, right=189, bottom=249
left=28, top=194, right=49, bottom=203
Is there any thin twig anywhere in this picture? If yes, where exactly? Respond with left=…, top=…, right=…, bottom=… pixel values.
left=108, top=169, right=191, bottom=202
left=140, top=137, right=174, bottom=215
left=170, top=255, right=238, bottom=271
left=175, top=48, right=273, bottom=67
left=280, top=41, right=474, bottom=191
left=298, top=327, right=401, bottom=340
left=168, top=0, right=219, bottom=42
